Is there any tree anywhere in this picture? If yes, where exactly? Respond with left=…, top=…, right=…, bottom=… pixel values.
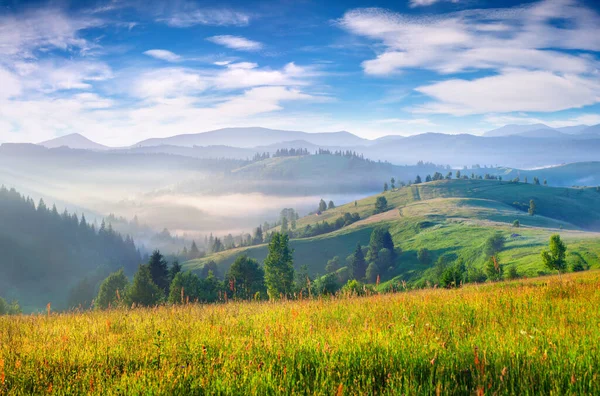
left=506, top=265, right=519, bottom=279
left=227, top=255, right=266, bottom=300
left=0, top=297, right=21, bottom=315
left=126, top=265, right=164, bottom=307
left=350, top=243, right=367, bottom=280
left=383, top=182, right=388, bottom=192
left=425, top=175, right=432, bottom=182
left=417, top=248, right=431, bottom=265
left=440, top=260, right=466, bottom=288
left=95, top=269, right=129, bottom=309
left=328, top=200, right=335, bottom=210
left=367, top=228, right=395, bottom=263
left=318, top=199, right=327, bottom=212
left=189, top=241, right=200, bottom=258
left=147, top=250, right=170, bottom=294
left=484, top=233, right=505, bottom=258
left=513, top=220, right=520, bottom=228
left=264, top=232, right=295, bottom=299
left=281, top=216, right=288, bottom=232
left=374, top=196, right=388, bottom=214
left=541, top=234, right=567, bottom=274
left=485, top=256, right=503, bottom=281
left=390, top=177, right=395, bottom=189
left=325, top=256, right=340, bottom=273
left=169, top=259, right=182, bottom=282
left=313, top=273, right=339, bottom=296
left=456, top=170, right=461, bottom=179
left=366, top=262, right=380, bottom=283
left=415, top=175, right=422, bottom=184
left=168, top=271, right=201, bottom=304
left=252, top=226, right=264, bottom=245
left=528, top=200, right=536, bottom=216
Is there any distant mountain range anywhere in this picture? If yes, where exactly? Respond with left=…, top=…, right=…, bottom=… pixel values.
left=39, top=133, right=109, bottom=151
left=483, top=123, right=600, bottom=138
left=133, top=127, right=369, bottom=148
left=27, top=124, right=600, bottom=169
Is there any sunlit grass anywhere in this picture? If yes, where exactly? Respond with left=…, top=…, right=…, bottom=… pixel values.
left=1, top=271, right=599, bottom=394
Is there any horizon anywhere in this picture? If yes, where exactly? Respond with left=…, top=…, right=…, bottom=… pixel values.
left=1, top=0, right=600, bottom=146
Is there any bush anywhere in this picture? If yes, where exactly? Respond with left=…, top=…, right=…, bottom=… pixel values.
left=0, top=297, right=21, bottom=315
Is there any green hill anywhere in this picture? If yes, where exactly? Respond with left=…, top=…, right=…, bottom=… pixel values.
left=183, top=180, right=600, bottom=282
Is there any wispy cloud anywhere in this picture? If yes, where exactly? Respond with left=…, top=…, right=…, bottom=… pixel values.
left=409, top=0, right=459, bottom=8
left=339, top=0, right=600, bottom=115
left=207, top=35, right=263, bottom=51
left=160, top=9, right=250, bottom=28
left=143, top=49, right=181, bottom=62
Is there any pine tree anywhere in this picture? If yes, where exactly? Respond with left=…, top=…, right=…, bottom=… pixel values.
left=350, top=243, right=367, bottom=280
left=264, top=232, right=295, bottom=299
left=528, top=199, right=536, bottom=216
left=318, top=199, right=327, bottom=212
left=190, top=241, right=200, bottom=258
left=415, top=175, right=422, bottom=184
left=227, top=255, right=266, bottom=300
left=126, top=265, right=163, bottom=307
left=147, top=250, right=170, bottom=293
left=169, top=259, right=182, bottom=282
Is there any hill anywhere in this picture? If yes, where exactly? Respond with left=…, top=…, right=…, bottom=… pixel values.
left=184, top=179, right=600, bottom=281
left=479, top=162, right=600, bottom=188
left=0, top=186, right=141, bottom=312
left=39, top=133, right=109, bottom=150
left=483, top=123, right=553, bottom=137
left=134, top=127, right=368, bottom=148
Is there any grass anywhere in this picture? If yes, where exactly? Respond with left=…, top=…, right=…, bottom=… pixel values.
left=1, top=270, right=599, bottom=394
left=184, top=184, right=600, bottom=281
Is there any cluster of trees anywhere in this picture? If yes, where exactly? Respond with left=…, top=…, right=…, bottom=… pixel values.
left=0, top=186, right=141, bottom=310
left=317, top=227, right=398, bottom=294
left=95, top=232, right=300, bottom=308
left=273, top=148, right=310, bottom=157
left=297, top=212, right=360, bottom=238
left=511, top=200, right=536, bottom=216
left=317, top=199, right=335, bottom=213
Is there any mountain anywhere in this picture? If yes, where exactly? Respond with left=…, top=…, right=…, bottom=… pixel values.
left=557, top=125, right=590, bottom=134
left=580, top=124, right=600, bottom=136
left=483, top=123, right=553, bottom=137
left=39, top=133, right=109, bottom=150
left=133, top=127, right=368, bottom=148
left=515, top=128, right=568, bottom=138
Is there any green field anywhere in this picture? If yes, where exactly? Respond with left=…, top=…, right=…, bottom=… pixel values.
left=1, top=271, right=599, bottom=394
left=184, top=180, right=600, bottom=280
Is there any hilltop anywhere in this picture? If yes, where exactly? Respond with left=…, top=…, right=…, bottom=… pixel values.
left=184, top=179, right=600, bottom=282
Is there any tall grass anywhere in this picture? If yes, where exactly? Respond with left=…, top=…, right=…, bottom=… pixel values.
left=1, top=271, right=599, bottom=394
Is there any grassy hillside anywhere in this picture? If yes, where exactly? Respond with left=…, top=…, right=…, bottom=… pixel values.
left=2, top=271, right=599, bottom=394
left=184, top=180, right=600, bottom=281
left=479, top=161, right=600, bottom=188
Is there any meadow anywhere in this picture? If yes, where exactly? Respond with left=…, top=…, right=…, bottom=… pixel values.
left=1, top=271, right=599, bottom=395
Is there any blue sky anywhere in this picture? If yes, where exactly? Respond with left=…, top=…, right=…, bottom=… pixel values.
left=1, top=0, right=599, bottom=145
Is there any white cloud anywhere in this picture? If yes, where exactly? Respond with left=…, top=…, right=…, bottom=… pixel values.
left=143, top=49, right=181, bottom=62
left=410, top=0, right=459, bottom=8
left=414, top=69, right=600, bottom=115
left=0, top=68, right=22, bottom=99
left=340, top=1, right=600, bottom=75
left=161, top=9, right=250, bottom=28
left=132, top=68, right=207, bottom=99
left=207, top=35, right=263, bottom=51
left=0, top=8, right=102, bottom=58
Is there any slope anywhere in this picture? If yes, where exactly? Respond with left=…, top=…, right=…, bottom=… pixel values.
left=183, top=180, right=600, bottom=281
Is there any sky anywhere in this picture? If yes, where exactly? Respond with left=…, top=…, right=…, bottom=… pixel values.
left=0, top=0, right=599, bottom=146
